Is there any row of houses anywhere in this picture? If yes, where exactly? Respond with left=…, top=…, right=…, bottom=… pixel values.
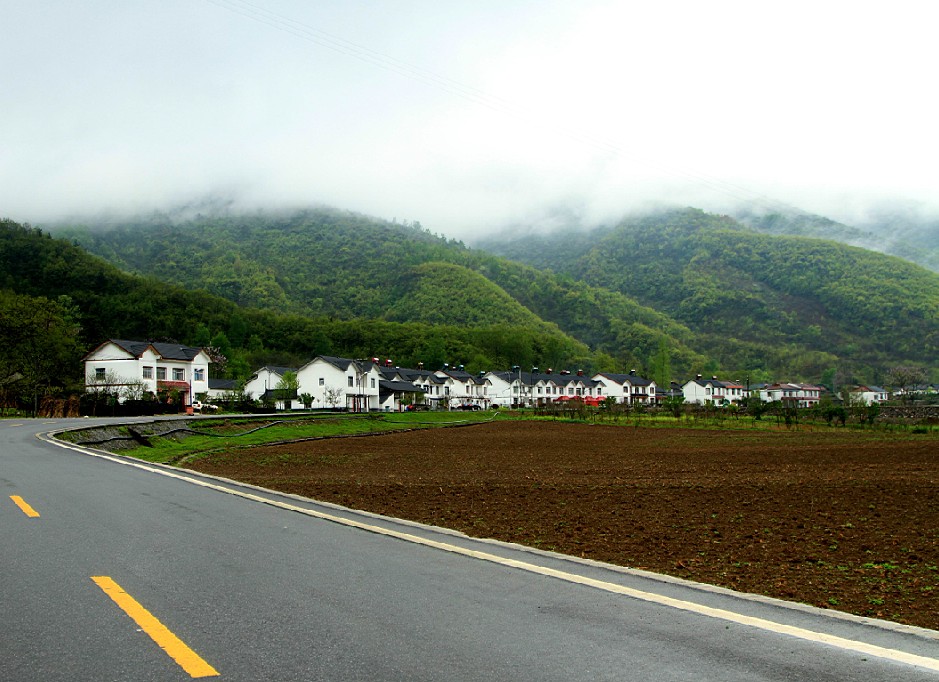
left=678, top=376, right=896, bottom=407
left=241, top=357, right=660, bottom=412
left=82, top=340, right=904, bottom=412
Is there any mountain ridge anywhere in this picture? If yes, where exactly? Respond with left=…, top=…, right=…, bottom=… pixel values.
left=41, top=205, right=939, bottom=384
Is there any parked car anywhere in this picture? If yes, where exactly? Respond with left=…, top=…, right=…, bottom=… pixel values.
left=192, top=401, right=218, bottom=412
left=457, top=403, right=483, bottom=411
left=405, top=403, right=430, bottom=411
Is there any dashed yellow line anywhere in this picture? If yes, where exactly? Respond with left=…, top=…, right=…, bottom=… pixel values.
left=91, top=576, right=219, bottom=678
left=10, top=495, right=40, bottom=517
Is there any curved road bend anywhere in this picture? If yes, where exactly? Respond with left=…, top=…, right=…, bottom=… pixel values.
left=2, top=417, right=938, bottom=681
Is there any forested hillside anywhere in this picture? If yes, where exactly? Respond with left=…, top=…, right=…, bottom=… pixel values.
left=0, top=219, right=600, bottom=395
left=481, top=208, right=939, bottom=382
left=52, top=209, right=710, bottom=376
left=42, top=205, right=939, bottom=384
left=732, top=207, right=939, bottom=273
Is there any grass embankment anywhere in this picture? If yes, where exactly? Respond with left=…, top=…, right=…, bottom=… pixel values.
left=92, top=412, right=497, bottom=465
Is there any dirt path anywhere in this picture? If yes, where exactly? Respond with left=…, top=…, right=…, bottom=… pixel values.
left=188, top=420, right=939, bottom=630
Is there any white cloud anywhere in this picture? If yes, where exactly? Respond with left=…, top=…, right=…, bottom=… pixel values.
left=2, top=0, right=937, bottom=235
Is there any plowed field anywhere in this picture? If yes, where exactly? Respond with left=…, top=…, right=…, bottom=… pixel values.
left=188, top=420, right=939, bottom=630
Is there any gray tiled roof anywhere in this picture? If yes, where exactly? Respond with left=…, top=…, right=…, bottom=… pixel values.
left=107, top=339, right=205, bottom=362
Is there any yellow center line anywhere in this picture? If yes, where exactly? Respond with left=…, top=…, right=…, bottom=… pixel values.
left=10, top=495, right=40, bottom=517
left=91, top=576, right=219, bottom=678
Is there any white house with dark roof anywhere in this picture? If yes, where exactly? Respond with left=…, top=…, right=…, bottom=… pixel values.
left=406, top=371, right=448, bottom=406
left=296, top=356, right=382, bottom=411
left=83, top=339, right=211, bottom=405
left=485, top=369, right=543, bottom=407
left=683, top=376, right=731, bottom=405
left=848, top=385, right=889, bottom=405
left=758, top=383, right=821, bottom=408
left=434, top=367, right=490, bottom=408
left=378, top=377, right=424, bottom=411
left=592, top=371, right=657, bottom=404
left=243, top=366, right=299, bottom=407
left=682, top=377, right=750, bottom=405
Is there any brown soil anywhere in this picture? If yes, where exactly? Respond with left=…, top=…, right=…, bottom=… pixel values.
left=188, top=420, right=939, bottom=630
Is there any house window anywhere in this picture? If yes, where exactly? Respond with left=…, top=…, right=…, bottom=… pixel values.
left=142, top=366, right=154, bottom=380
left=194, top=368, right=205, bottom=382
left=348, top=376, right=354, bottom=387
left=157, top=367, right=167, bottom=381
left=319, top=377, right=325, bottom=386
left=95, top=367, right=106, bottom=381
left=371, top=378, right=376, bottom=389
left=173, top=368, right=185, bottom=381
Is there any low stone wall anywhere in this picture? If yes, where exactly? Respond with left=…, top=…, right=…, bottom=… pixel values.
left=61, top=419, right=196, bottom=451
left=877, top=405, right=939, bottom=423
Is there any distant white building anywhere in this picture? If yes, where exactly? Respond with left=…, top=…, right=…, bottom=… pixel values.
left=296, top=356, right=383, bottom=412
left=592, top=371, right=657, bottom=404
left=243, top=366, right=299, bottom=409
left=682, top=376, right=748, bottom=405
left=848, top=385, right=889, bottom=405
left=758, top=383, right=822, bottom=408
left=83, top=339, right=211, bottom=406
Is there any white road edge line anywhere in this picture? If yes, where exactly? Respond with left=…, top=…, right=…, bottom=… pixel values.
left=44, top=433, right=939, bottom=673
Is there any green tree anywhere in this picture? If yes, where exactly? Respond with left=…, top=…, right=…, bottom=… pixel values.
left=649, top=337, right=672, bottom=389
left=274, top=370, right=299, bottom=409
left=210, top=331, right=232, bottom=358
left=885, top=366, right=928, bottom=402
left=0, top=292, right=83, bottom=414
left=193, top=324, right=211, bottom=348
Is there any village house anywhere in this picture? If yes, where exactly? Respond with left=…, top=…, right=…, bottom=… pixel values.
left=83, top=339, right=211, bottom=407
left=848, top=385, right=889, bottom=405
left=592, top=371, right=657, bottom=404
left=681, top=376, right=749, bottom=406
left=295, top=356, right=383, bottom=412
left=434, top=366, right=490, bottom=408
left=367, top=362, right=427, bottom=411
left=490, top=369, right=560, bottom=407
left=484, top=370, right=518, bottom=407
left=206, top=378, right=238, bottom=403
left=243, top=366, right=298, bottom=408
left=758, top=383, right=822, bottom=408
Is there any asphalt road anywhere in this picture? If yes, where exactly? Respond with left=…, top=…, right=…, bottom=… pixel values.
left=2, top=417, right=938, bottom=681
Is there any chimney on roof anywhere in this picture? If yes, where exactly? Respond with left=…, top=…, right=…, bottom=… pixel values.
left=418, top=362, right=424, bottom=370
left=629, top=369, right=636, bottom=375
left=576, top=369, right=584, bottom=376
left=712, top=375, right=718, bottom=380
left=371, top=357, right=380, bottom=365
left=546, top=368, right=552, bottom=374
left=696, top=374, right=702, bottom=380
left=386, top=359, right=392, bottom=367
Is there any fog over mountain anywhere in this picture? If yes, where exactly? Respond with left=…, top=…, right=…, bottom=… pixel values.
left=3, top=1, right=938, bottom=242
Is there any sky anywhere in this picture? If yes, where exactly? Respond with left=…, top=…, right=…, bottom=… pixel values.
left=3, top=0, right=938, bottom=238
